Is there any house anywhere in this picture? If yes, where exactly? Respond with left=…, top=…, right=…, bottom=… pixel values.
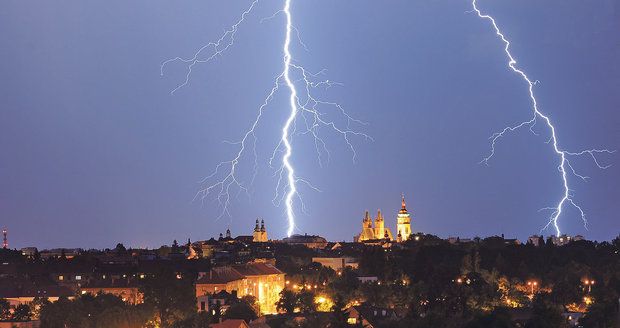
left=80, top=278, right=143, bottom=304
left=346, top=305, right=398, bottom=328
left=312, top=257, right=359, bottom=271
left=281, top=234, right=328, bottom=249
left=210, top=319, right=250, bottom=328
left=197, top=290, right=238, bottom=313
left=196, top=262, right=285, bottom=314
left=0, top=281, right=74, bottom=307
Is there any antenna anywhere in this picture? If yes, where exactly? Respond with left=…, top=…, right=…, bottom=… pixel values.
left=2, top=228, right=7, bottom=249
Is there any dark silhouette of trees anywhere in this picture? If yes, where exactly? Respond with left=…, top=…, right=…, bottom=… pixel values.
left=11, top=304, right=32, bottom=321
left=0, top=298, right=10, bottom=320
left=276, top=289, right=297, bottom=314
left=140, top=268, right=196, bottom=328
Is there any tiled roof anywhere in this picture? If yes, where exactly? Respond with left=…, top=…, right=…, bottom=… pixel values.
left=231, top=263, right=282, bottom=276
left=0, top=282, right=74, bottom=298
left=81, top=278, right=138, bottom=289
left=197, top=267, right=245, bottom=284
left=197, top=263, right=282, bottom=285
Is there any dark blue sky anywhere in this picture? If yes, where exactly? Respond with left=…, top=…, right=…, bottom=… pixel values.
left=1, top=0, right=618, bottom=249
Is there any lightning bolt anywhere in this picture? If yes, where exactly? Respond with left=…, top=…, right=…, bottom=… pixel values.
left=471, top=0, right=613, bottom=236
left=161, top=0, right=370, bottom=236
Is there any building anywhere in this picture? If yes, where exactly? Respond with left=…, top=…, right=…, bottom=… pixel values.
left=0, top=283, right=74, bottom=307
left=80, top=278, right=143, bottom=304
left=312, top=257, right=359, bottom=271
left=197, top=290, right=238, bottom=313
left=355, top=210, right=393, bottom=242
left=209, top=319, right=250, bottom=328
left=252, top=219, right=268, bottom=243
left=281, top=234, right=328, bottom=249
left=527, top=235, right=544, bottom=247
left=196, top=262, right=285, bottom=314
left=355, top=194, right=413, bottom=243
left=396, top=194, right=412, bottom=242
left=346, top=305, right=398, bottom=327
left=528, top=234, right=586, bottom=247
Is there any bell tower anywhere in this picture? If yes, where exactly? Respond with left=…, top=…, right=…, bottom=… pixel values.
left=374, top=209, right=385, bottom=239
left=396, top=193, right=412, bottom=242
left=253, top=219, right=268, bottom=242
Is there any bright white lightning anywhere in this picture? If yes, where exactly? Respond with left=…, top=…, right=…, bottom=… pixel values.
left=471, top=0, right=613, bottom=236
left=281, top=0, right=297, bottom=237
left=161, top=0, right=370, bottom=236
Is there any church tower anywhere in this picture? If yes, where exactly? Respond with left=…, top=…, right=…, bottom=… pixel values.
left=253, top=219, right=268, bottom=242
left=396, top=193, right=412, bottom=242
left=374, top=210, right=393, bottom=240
left=374, top=209, right=384, bottom=238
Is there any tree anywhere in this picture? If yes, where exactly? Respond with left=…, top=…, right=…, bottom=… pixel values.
left=0, top=298, right=10, bottom=320
left=297, top=290, right=316, bottom=314
left=329, top=295, right=349, bottom=328
left=11, top=304, right=32, bottom=322
left=140, top=268, right=196, bottom=328
left=464, top=308, right=516, bottom=328
left=525, top=293, right=567, bottom=328
left=276, top=289, right=297, bottom=314
left=114, top=243, right=127, bottom=255
left=224, top=300, right=257, bottom=322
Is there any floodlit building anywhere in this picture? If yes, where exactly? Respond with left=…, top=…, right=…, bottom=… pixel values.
left=281, top=234, right=328, bottom=249
left=252, top=219, right=268, bottom=243
left=355, top=194, right=412, bottom=243
left=312, top=257, right=359, bottom=271
left=80, top=279, right=143, bottom=304
left=196, top=262, right=285, bottom=314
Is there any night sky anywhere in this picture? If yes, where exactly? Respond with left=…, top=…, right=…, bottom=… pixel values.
left=1, top=0, right=618, bottom=249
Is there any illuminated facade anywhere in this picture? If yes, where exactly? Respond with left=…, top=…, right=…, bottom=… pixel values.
left=396, top=194, right=412, bottom=242
left=252, top=219, right=268, bottom=242
left=195, top=262, right=284, bottom=314
left=355, top=194, right=413, bottom=243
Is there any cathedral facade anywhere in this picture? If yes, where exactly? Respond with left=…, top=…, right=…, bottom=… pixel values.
left=253, top=219, right=268, bottom=242
left=355, top=194, right=412, bottom=243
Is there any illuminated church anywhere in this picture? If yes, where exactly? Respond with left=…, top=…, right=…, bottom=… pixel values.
left=355, top=194, right=413, bottom=243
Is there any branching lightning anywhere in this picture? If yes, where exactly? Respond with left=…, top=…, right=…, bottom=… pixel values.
left=161, top=0, right=370, bottom=236
left=471, top=0, right=613, bottom=236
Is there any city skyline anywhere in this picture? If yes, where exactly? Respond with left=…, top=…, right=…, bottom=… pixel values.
left=1, top=0, right=619, bottom=249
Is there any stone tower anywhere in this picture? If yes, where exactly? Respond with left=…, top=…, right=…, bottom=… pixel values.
left=374, top=209, right=384, bottom=238
left=253, top=219, right=268, bottom=242
left=396, top=193, right=412, bottom=242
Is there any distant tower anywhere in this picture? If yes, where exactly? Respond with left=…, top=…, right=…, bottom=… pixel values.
left=363, top=210, right=372, bottom=229
left=396, top=194, right=412, bottom=242
left=226, top=228, right=231, bottom=239
left=374, top=210, right=392, bottom=240
left=374, top=209, right=385, bottom=238
left=2, top=228, right=6, bottom=249
left=253, top=219, right=268, bottom=242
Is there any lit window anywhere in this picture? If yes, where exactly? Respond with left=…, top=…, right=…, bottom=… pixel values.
left=75, top=275, right=82, bottom=280
left=347, top=318, right=357, bottom=324
left=58, top=275, right=64, bottom=281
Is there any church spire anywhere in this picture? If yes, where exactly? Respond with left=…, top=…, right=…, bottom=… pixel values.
left=400, top=193, right=408, bottom=214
